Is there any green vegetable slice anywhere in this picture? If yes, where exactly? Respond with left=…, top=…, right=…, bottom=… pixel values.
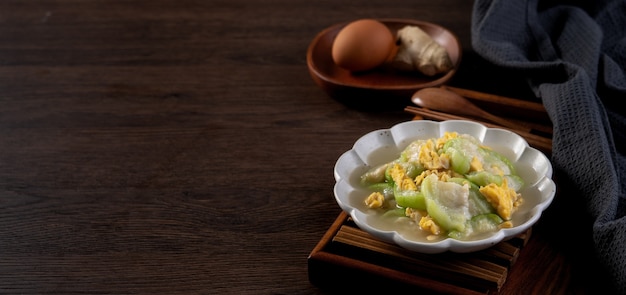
left=360, top=163, right=389, bottom=185
left=400, top=139, right=427, bottom=163
left=465, top=171, right=503, bottom=187
left=465, top=171, right=524, bottom=192
left=367, top=182, right=394, bottom=198
left=382, top=207, right=407, bottom=218
left=446, top=147, right=471, bottom=174
left=470, top=213, right=504, bottom=233
left=479, top=148, right=516, bottom=175
left=394, top=187, right=426, bottom=210
left=448, top=213, right=504, bottom=240
left=421, top=174, right=471, bottom=232
left=448, top=177, right=496, bottom=216
left=443, top=137, right=482, bottom=174
left=384, top=161, right=423, bottom=182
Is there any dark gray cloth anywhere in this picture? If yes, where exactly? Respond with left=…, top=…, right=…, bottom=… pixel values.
left=472, top=0, right=626, bottom=292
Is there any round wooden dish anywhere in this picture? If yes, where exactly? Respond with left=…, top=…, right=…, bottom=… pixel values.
left=307, top=19, right=462, bottom=109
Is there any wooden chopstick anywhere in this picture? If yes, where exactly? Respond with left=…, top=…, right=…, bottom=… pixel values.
left=442, top=85, right=547, bottom=113
left=431, top=86, right=553, bottom=135
left=404, top=106, right=552, bottom=155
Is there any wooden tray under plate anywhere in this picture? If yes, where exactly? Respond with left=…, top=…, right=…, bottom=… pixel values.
left=308, top=212, right=531, bottom=294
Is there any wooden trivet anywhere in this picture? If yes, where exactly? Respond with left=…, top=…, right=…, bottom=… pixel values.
left=308, top=211, right=531, bottom=294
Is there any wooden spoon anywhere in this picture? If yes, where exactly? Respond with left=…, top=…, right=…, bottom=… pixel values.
left=412, top=87, right=523, bottom=131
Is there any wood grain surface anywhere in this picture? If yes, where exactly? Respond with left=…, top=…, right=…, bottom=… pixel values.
left=0, top=0, right=613, bottom=294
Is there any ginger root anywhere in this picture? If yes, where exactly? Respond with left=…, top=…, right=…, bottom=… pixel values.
left=391, top=26, right=453, bottom=76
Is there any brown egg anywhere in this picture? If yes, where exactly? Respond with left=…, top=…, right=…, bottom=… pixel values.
left=331, top=19, right=395, bottom=72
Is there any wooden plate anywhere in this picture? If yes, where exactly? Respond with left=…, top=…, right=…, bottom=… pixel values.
left=307, top=19, right=462, bottom=109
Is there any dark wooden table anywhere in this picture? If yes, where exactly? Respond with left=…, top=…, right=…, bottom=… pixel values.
left=0, top=1, right=612, bottom=294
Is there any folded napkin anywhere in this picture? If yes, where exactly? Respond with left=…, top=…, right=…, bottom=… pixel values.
left=471, top=0, right=626, bottom=292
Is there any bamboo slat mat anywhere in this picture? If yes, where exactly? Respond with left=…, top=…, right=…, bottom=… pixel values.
left=308, top=212, right=531, bottom=294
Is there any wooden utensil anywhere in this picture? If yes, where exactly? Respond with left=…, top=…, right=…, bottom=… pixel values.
left=412, top=87, right=528, bottom=131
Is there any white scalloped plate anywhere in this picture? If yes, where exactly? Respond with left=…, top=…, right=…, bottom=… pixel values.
left=333, top=120, right=556, bottom=253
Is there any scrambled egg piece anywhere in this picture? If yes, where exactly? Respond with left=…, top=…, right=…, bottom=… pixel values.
left=479, top=178, right=522, bottom=220
left=418, top=139, right=449, bottom=170
left=365, top=192, right=385, bottom=208
left=419, top=215, right=441, bottom=235
left=406, top=208, right=441, bottom=236
left=414, top=169, right=457, bottom=186
left=470, top=156, right=483, bottom=172
left=500, top=221, right=513, bottom=228
left=389, top=164, right=418, bottom=191
left=405, top=207, right=417, bottom=219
